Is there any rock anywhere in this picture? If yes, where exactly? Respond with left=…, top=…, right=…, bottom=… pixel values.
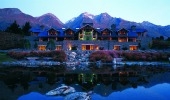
left=64, top=91, right=92, bottom=100
left=46, top=85, right=75, bottom=96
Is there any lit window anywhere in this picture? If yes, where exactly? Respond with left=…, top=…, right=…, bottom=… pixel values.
left=114, top=45, right=121, bottom=50
left=129, top=45, right=138, bottom=50
left=38, top=45, right=46, bottom=51
left=55, top=45, right=62, bottom=50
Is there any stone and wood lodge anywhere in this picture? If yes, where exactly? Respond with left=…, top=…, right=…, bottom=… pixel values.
left=31, top=23, right=151, bottom=51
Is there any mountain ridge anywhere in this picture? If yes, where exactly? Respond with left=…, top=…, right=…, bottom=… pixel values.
left=0, top=8, right=169, bottom=38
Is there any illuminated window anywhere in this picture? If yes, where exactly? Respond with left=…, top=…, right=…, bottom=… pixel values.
left=82, top=44, right=98, bottom=50
left=38, top=45, right=46, bottom=51
left=55, top=45, right=62, bottom=50
left=118, top=38, right=128, bottom=42
left=82, top=45, right=86, bottom=50
left=49, top=29, right=57, bottom=35
left=114, top=45, right=121, bottom=50
left=129, top=45, right=138, bottom=50
left=68, top=44, right=72, bottom=50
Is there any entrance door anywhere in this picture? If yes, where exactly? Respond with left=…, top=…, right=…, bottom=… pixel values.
left=82, top=44, right=97, bottom=50
left=86, top=45, right=90, bottom=50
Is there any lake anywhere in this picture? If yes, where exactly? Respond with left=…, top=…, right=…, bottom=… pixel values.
left=0, top=65, right=170, bottom=100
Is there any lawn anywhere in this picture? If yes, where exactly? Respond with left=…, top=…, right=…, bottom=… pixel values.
left=0, top=52, right=15, bottom=63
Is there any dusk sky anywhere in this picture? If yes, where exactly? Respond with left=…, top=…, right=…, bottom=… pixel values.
left=0, top=0, right=170, bottom=26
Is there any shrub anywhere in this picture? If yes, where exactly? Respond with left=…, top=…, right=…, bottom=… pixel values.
left=89, top=51, right=113, bottom=63
left=7, top=50, right=67, bottom=62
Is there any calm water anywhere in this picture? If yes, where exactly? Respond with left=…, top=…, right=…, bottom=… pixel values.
left=18, top=83, right=170, bottom=100
left=0, top=65, right=170, bottom=100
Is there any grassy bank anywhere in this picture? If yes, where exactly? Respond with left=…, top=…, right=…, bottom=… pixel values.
left=0, top=52, right=15, bottom=63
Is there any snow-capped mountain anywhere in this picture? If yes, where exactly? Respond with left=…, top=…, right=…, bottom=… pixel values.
left=65, top=12, right=95, bottom=28
left=66, top=12, right=170, bottom=38
left=0, top=8, right=170, bottom=38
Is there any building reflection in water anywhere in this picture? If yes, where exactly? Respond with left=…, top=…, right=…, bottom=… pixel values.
left=0, top=65, right=170, bottom=99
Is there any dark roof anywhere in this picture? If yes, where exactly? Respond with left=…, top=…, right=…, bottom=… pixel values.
left=38, top=31, right=48, bottom=37
left=128, top=28, right=147, bottom=33
left=136, top=29, right=147, bottom=33
left=36, top=26, right=146, bottom=38
left=30, top=27, right=43, bottom=33
left=57, top=29, right=64, bottom=37
left=128, top=32, right=138, bottom=37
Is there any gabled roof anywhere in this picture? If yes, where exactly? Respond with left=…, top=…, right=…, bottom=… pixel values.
left=101, top=28, right=112, bottom=32
left=80, top=24, right=94, bottom=29
left=47, top=28, right=59, bottom=32
left=64, top=28, right=75, bottom=32
left=117, top=28, right=129, bottom=32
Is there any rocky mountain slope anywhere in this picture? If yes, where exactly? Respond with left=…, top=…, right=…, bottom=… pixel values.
left=0, top=8, right=170, bottom=38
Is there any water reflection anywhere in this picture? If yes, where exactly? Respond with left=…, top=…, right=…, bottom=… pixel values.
left=0, top=65, right=170, bottom=100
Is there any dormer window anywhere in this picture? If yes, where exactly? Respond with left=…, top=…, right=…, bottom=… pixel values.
left=102, top=29, right=111, bottom=36
left=66, top=30, right=73, bottom=35
left=102, top=31, right=108, bottom=35
left=65, top=29, right=74, bottom=36
left=48, top=29, right=57, bottom=35
left=119, top=30, right=126, bottom=35
left=118, top=28, right=128, bottom=36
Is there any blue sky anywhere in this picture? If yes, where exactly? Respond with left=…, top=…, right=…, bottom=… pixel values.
left=0, top=0, right=170, bottom=26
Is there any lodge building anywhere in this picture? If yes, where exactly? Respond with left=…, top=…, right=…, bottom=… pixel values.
left=31, top=23, right=151, bottom=51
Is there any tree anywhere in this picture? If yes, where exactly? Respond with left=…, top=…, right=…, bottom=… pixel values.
left=20, top=39, right=31, bottom=49
left=6, top=20, right=22, bottom=35
left=166, top=37, right=170, bottom=41
left=34, top=41, right=38, bottom=50
left=22, top=22, right=31, bottom=36
left=138, top=42, right=141, bottom=49
left=46, top=39, right=55, bottom=50
left=159, top=36, right=164, bottom=40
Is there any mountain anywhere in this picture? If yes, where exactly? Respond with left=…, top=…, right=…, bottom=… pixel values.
left=36, top=13, right=64, bottom=28
left=0, top=8, right=170, bottom=38
left=0, top=8, right=64, bottom=30
left=65, top=12, right=95, bottom=28
left=66, top=12, right=170, bottom=38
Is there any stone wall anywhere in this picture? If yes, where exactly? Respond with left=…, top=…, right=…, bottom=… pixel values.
left=140, top=37, right=152, bottom=49
left=36, top=38, right=152, bottom=50
left=63, top=40, right=139, bottom=50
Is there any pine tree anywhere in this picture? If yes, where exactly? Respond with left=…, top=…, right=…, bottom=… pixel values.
left=6, top=20, right=22, bottom=34
left=34, top=41, right=38, bottom=49
left=22, top=22, right=31, bottom=36
left=47, top=39, right=55, bottom=50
